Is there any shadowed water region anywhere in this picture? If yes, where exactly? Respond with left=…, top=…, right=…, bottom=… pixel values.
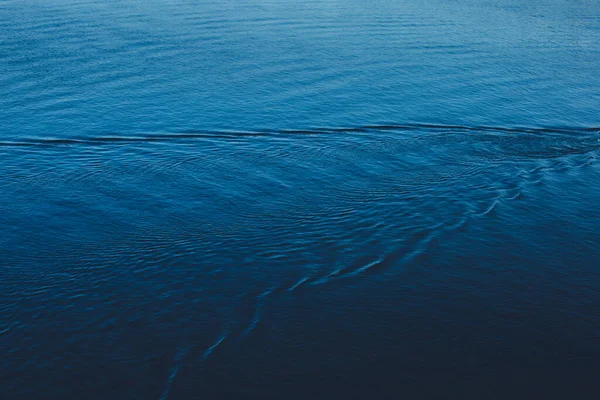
left=1, top=0, right=600, bottom=399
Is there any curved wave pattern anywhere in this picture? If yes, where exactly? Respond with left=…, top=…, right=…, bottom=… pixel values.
left=3, top=123, right=599, bottom=399
left=3, top=0, right=600, bottom=397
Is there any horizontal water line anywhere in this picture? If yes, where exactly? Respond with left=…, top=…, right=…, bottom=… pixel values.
left=0, top=123, right=597, bottom=148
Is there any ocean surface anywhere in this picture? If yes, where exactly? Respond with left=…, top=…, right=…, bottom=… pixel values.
left=1, top=0, right=600, bottom=398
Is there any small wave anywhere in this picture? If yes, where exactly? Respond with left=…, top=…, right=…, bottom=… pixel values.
left=308, top=223, right=447, bottom=286
left=201, top=334, right=228, bottom=361
left=159, top=348, right=189, bottom=400
left=287, top=276, right=310, bottom=291
left=0, top=123, right=597, bottom=148
left=506, top=191, right=523, bottom=200
left=311, top=257, right=385, bottom=284
left=0, top=323, right=15, bottom=336
left=475, top=199, right=500, bottom=217
left=242, top=287, right=277, bottom=337
left=242, top=310, right=262, bottom=337
left=344, top=258, right=385, bottom=277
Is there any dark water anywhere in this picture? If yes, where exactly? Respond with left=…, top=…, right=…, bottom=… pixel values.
left=2, top=0, right=600, bottom=398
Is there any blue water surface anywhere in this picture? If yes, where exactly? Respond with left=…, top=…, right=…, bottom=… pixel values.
left=1, top=0, right=600, bottom=399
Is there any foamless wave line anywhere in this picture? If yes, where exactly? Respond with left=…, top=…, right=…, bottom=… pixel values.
left=201, top=334, right=228, bottom=361
left=159, top=348, right=189, bottom=400
left=1, top=123, right=598, bottom=147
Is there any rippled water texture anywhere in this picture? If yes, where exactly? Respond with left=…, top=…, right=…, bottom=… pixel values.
left=1, top=0, right=600, bottom=399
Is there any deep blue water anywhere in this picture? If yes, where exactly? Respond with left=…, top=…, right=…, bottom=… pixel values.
left=2, top=0, right=600, bottom=398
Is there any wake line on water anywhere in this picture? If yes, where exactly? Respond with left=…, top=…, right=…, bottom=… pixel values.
left=284, top=177, right=533, bottom=291
left=201, top=334, right=228, bottom=361
left=159, top=348, right=189, bottom=400
left=1, top=123, right=598, bottom=147
left=187, top=156, right=560, bottom=370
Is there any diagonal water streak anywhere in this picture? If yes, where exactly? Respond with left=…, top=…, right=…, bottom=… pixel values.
left=159, top=348, right=189, bottom=400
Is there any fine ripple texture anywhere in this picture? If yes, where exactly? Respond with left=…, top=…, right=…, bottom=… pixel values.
left=2, top=126, right=600, bottom=399
left=2, top=0, right=600, bottom=399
